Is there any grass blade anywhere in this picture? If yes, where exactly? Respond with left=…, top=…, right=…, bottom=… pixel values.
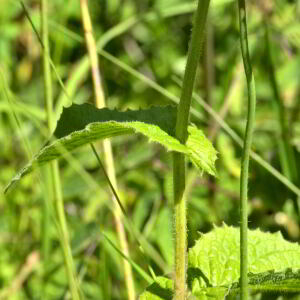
left=40, top=1, right=81, bottom=299
left=79, top=1, right=136, bottom=298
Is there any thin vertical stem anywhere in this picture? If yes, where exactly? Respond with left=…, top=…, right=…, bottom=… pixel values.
left=40, top=0, right=52, bottom=296
left=175, top=0, right=210, bottom=144
left=237, top=1, right=256, bottom=300
left=173, top=1, right=210, bottom=299
left=79, top=0, right=105, bottom=107
left=79, top=1, right=135, bottom=300
left=204, top=17, right=215, bottom=113
left=42, top=166, right=52, bottom=297
left=173, top=152, right=186, bottom=300
left=41, top=1, right=81, bottom=299
left=41, top=0, right=53, bottom=133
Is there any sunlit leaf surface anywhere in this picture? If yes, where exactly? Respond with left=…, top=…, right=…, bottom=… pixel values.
left=5, top=103, right=217, bottom=192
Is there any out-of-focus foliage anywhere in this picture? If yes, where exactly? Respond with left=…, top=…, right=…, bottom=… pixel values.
left=0, top=0, right=300, bottom=299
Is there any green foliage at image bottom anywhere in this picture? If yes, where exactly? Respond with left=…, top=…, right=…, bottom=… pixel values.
left=5, top=103, right=217, bottom=192
left=140, top=225, right=300, bottom=300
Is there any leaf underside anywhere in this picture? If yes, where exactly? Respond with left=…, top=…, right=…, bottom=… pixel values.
left=5, top=104, right=217, bottom=192
left=140, top=225, right=300, bottom=300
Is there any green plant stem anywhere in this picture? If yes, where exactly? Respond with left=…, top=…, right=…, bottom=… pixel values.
left=40, top=1, right=52, bottom=296
left=173, top=152, right=187, bottom=300
left=79, top=2, right=135, bottom=299
left=41, top=1, right=80, bottom=299
left=204, top=16, right=215, bottom=114
left=173, top=1, right=210, bottom=299
left=237, top=1, right=256, bottom=299
left=51, top=160, right=81, bottom=300
left=42, top=166, right=52, bottom=291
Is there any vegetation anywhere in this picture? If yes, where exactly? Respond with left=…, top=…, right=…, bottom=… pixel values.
left=1, top=0, right=300, bottom=299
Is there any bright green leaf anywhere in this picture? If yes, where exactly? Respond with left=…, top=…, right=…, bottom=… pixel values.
left=139, top=225, right=300, bottom=300
left=5, top=104, right=217, bottom=192
left=189, top=224, right=300, bottom=296
left=187, top=126, right=217, bottom=177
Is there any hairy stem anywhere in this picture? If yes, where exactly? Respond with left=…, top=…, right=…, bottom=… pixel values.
left=80, top=1, right=135, bottom=299
left=237, top=1, right=256, bottom=299
left=173, top=1, right=210, bottom=299
left=41, top=1, right=80, bottom=299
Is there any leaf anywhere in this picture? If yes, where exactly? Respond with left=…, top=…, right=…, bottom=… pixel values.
left=186, top=126, right=217, bottom=176
left=5, top=104, right=217, bottom=192
left=189, top=224, right=300, bottom=296
left=139, top=225, right=300, bottom=300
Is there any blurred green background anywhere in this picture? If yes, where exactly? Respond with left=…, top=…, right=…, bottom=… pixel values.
left=1, top=0, right=300, bottom=299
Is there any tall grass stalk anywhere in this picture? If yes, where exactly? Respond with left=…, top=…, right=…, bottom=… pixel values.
left=173, top=1, right=210, bottom=299
left=41, top=1, right=80, bottom=299
left=79, top=1, right=135, bottom=299
left=237, top=1, right=256, bottom=299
